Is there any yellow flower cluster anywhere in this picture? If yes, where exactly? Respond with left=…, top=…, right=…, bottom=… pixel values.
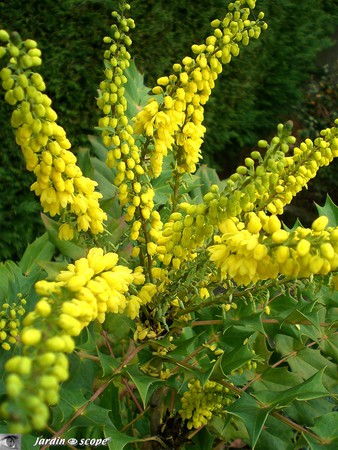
left=220, top=120, right=338, bottom=218
left=134, top=0, right=267, bottom=177
left=179, top=379, right=233, bottom=429
left=0, top=32, right=107, bottom=239
left=209, top=214, right=338, bottom=285
left=150, top=121, right=338, bottom=273
left=1, top=248, right=144, bottom=432
left=97, top=3, right=161, bottom=251
left=0, top=295, right=26, bottom=351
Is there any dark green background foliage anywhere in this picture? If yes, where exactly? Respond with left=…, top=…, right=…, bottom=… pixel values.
left=0, top=0, right=337, bottom=260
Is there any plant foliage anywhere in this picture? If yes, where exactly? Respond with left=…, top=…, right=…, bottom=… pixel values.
left=0, top=1, right=337, bottom=449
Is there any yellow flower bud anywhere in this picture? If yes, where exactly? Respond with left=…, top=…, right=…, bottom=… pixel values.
left=21, top=328, right=42, bottom=346
left=296, top=239, right=311, bottom=257
left=311, top=216, right=329, bottom=232
left=271, top=229, right=289, bottom=244
left=247, top=214, right=262, bottom=234
left=320, top=243, right=335, bottom=260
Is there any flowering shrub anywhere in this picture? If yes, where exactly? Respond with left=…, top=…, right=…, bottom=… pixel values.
left=0, top=1, right=337, bottom=449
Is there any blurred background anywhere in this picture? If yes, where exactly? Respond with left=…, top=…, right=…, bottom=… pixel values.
left=0, top=0, right=337, bottom=260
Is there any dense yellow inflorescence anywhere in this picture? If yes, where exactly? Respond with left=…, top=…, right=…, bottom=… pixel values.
left=151, top=120, right=338, bottom=273
left=0, top=247, right=146, bottom=432
left=179, top=379, right=233, bottom=429
left=134, top=0, right=267, bottom=177
left=1, top=0, right=338, bottom=436
left=209, top=214, right=338, bottom=285
left=0, top=32, right=107, bottom=240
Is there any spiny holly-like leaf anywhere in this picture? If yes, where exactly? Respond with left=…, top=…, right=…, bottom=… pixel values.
left=255, top=415, right=296, bottom=450
left=190, top=164, right=226, bottom=202
left=126, top=365, right=164, bottom=408
left=252, top=366, right=303, bottom=394
left=252, top=368, right=329, bottom=407
left=275, top=335, right=337, bottom=391
left=104, top=424, right=142, bottom=450
left=124, top=60, right=154, bottom=120
left=0, top=259, right=40, bottom=303
left=217, top=344, right=256, bottom=378
left=303, top=412, right=338, bottom=449
left=38, top=260, right=68, bottom=280
left=97, top=349, right=120, bottom=377
left=77, top=146, right=95, bottom=179
left=315, top=195, right=338, bottom=227
left=87, top=134, right=109, bottom=161
left=73, top=402, right=112, bottom=428
left=18, top=232, right=55, bottom=278
left=226, top=391, right=273, bottom=449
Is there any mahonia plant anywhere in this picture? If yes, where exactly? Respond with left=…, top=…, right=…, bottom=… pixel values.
left=0, top=0, right=337, bottom=446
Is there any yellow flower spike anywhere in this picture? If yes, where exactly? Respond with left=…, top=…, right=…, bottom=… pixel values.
left=5, top=356, right=32, bottom=376
left=58, top=223, right=74, bottom=240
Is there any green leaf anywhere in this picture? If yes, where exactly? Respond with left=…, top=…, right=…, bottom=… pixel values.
left=311, top=412, right=338, bottom=440
left=275, top=335, right=337, bottom=391
left=191, top=164, right=226, bottom=202
left=41, top=214, right=86, bottom=260
left=0, top=259, right=40, bottom=303
left=87, top=134, right=109, bottom=161
left=315, top=195, right=338, bottom=227
left=227, top=391, right=273, bottom=449
left=217, top=344, right=256, bottom=378
left=97, top=349, right=120, bottom=377
left=255, top=415, right=296, bottom=450
left=126, top=366, right=164, bottom=408
left=104, top=424, right=139, bottom=450
left=38, top=260, right=68, bottom=280
left=253, top=369, right=329, bottom=407
left=18, top=232, right=55, bottom=277
left=124, top=60, right=155, bottom=120
left=73, top=402, right=112, bottom=428
left=77, top=146, right=95, bottom=179
left=63, top=350, right=99, bottom=393
left=252, top=366, right=303, bottom=394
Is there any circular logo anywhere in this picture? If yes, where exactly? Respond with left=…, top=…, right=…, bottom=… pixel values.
left=68, top=438, right=78, bottom=445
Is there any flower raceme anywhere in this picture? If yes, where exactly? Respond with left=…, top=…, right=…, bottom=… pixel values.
left=0, top=32, right=107, bottom=240
left=209, top=214, right=338, bottom=285
left=151, top=120, right=338, bottom=272
left=1, top=0, right=338, bottom=438
left=133, top=1, right=267, bottom=178
left=179, top=379, right=233, bottom=430
left=1, top=248, right=146, bottom=432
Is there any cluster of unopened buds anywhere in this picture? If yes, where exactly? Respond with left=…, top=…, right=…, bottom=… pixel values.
left=179, top=379, right=234, bottom=429
left=0, top=295, right=26, bottom=351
